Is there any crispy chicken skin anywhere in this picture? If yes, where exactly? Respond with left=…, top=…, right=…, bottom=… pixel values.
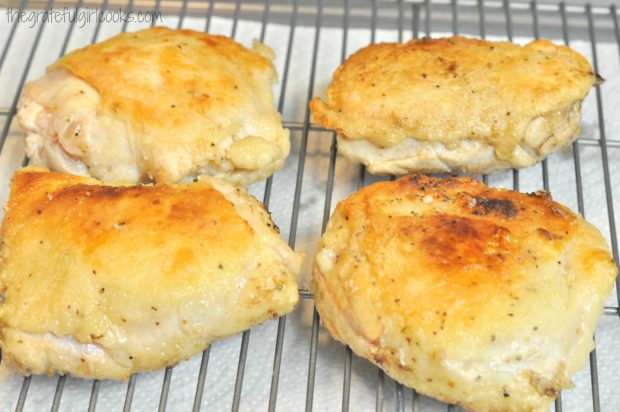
left=18, top=27, right=290, bottom=185
left=312, top=175, right=617, bottom=411
left=310, top=37, right=597, bottom=174
left=0, top=168, right=302, bottom=380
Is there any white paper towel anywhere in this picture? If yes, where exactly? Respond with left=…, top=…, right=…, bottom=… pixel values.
left=0, top=6, right=618, bottom=412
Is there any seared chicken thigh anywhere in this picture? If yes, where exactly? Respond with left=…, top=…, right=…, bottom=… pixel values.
left=311, top=37, right=598, bottom=174
left=313, top=175, right=617, bottom=411
left=18, top=27, right=290, bottom=185
left=0, top=168, right=302, bottom=380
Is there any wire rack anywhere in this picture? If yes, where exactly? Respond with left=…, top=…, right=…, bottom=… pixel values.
left=0, top=0, right=619, bottom=411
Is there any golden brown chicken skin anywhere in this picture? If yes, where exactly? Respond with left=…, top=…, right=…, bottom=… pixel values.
left=0, top=168, right=302, bottom=380
left=18, top=27, right=289, bottom=185
left=311, top=37, right=597, bottom=175
left=312, top=174, right=617, bottom=411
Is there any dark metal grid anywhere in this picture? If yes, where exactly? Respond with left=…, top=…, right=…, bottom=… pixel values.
left=0, top=1, right=618, bottom=411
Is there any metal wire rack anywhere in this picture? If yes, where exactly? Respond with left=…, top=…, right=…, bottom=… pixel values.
left=0, top=0, right=618, bottom=411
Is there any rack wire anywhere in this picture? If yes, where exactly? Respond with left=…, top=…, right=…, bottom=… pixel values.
left=0, top=0, right=618, bottom=411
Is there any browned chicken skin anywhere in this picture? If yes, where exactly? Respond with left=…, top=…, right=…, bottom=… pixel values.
left=313, top=174, right=616, bottom=411
left=18, top=27, right=290, bottom=185
left=0, top=168, right=302, bottom=380
left=311, top=37, right=597, bottom=175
